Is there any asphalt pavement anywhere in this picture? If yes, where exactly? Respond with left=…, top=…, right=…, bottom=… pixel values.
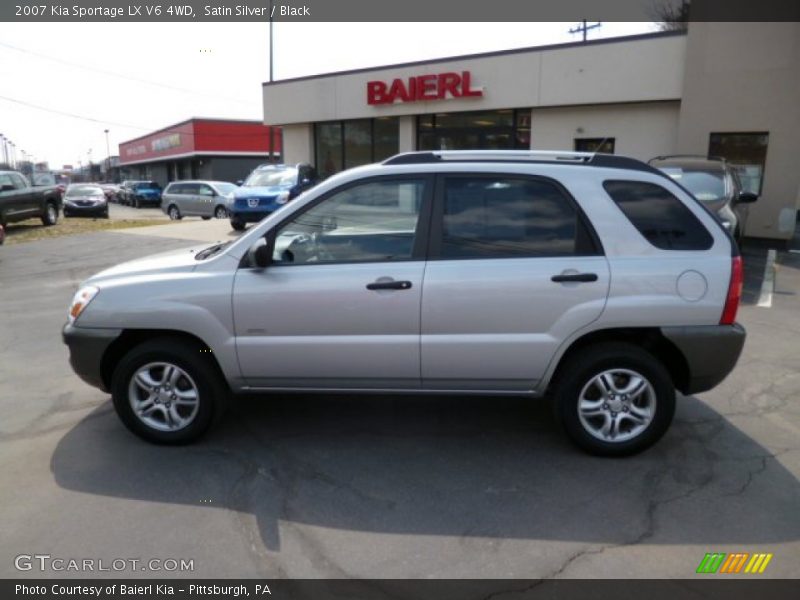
left=0, top=225, right=798, bottom=579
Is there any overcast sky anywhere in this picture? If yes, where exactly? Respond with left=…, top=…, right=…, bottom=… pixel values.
left=0, top=22, right=655, bottom=168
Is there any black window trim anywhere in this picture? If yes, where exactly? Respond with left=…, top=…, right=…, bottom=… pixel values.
left=244, top=174, right=436, bottom=269
left=603, top=178, right=715, bottom=252
left=427, top=172, right=605, bottom=262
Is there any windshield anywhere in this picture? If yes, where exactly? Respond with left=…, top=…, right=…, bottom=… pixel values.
left=32, top=173, right=56, bottom=186
left=214, top=183, right=237, bottom=195
left=66, top=186, right=104, bottom=197
left=244, top=168, right=297, bottom=188
left=135, top=182, right=160, bottom=190
left=659, top=167, right=727, bottom=203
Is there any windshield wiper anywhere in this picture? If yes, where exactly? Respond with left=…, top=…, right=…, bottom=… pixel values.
left=195, top=241, right=230, bottom=260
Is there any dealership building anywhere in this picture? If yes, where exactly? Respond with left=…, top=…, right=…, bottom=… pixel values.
left=263, top=23, right=800, bottom=241
left=118, top=118, right=281, bottom=187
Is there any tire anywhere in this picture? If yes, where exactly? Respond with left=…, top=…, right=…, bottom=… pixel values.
left=214, top=206, right=227, bottom=219
left=111, top=338, right=228, bottom=444
left=552, top=342, right=675, bottom=456
left=230, top=218, right=246, bottom=231
left=134, top=197, right=141, bottom=209
left=201, top=216, right=211, bottom=221
left=167, top=205, right=182, bottom=221
left=41, top=202, right=58, bottom=226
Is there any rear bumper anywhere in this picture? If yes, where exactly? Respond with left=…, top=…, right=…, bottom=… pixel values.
left=661, top=323, right=746, bottom=394
left=62, top=324, right=122, bottom=392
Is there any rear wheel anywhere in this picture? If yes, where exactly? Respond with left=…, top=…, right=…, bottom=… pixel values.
left=201, top=216, right=211, bottom=221
left=111, top=338, right=227, bottom=444
left=167, top=205, right=182, bottom=220
left=553, top=342, right=675, bottom=456
left=230, top=218, right=246, bottom=231
left=41, top=202, right=58, bottom=226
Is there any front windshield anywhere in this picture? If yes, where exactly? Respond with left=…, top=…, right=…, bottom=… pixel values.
left=244, top=168, right=297, bottom=188
left=66, top=186, right=104, bottom=197
left=659, top=167, right=727, bottom=203
left=214, top=183, right=237, bottom=195
left=33, top=173, right=56, bottom=186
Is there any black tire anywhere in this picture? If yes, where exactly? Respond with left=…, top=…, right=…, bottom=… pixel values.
left=201, top=216, right=211, bottom=221
left=167, top=205, right=182, bottom=221
left=41, top=202, right=58, bottom=226
left=552, top=342, right=675, bottom=456
left=230, top=218, right=246, bottom=231
left=134, top=197, right=141, bottom=209
left=111, top=338, right=228, bottom=444
left=214, top=206, right=227, bottom=219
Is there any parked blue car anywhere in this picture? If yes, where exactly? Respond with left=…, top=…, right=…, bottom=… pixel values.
left=126, top=181, right=162, bottom=208
left=229, top=163, right=317, bottom=231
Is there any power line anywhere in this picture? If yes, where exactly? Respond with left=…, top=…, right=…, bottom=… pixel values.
left=0, top=41, right=255, bottom=106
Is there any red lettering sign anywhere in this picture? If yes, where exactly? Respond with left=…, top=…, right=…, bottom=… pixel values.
left=367, top=71, right=483, bottom=105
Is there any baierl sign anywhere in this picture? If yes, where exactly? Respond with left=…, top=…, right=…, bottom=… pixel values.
left=367, top=71, right=483, bottom=105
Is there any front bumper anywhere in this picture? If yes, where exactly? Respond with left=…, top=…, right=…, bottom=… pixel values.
left=62, top=323, right=122, bottom=392
left=64, top=203, right=108, bottom=217
left=230, top=210, right=276, bottom=223
left=661, top=323, right=746, bottom=394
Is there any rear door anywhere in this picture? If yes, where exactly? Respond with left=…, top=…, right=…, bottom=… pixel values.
left=421, top=173, right=610, bottom=392
left=180, top=183, right=200, bottom=215
left=196, top=183, right=216, bottom=216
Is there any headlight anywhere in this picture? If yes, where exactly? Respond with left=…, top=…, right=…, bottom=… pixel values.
left=275, top=191, right=290, bottom=205
left=68, top=286, right=99, bottom=324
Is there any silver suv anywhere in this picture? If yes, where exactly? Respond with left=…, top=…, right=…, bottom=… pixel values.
left=63, top=151, right=746, bottom=455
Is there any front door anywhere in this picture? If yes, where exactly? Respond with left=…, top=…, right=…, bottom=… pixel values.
left=421, top=174, right=610, bottom=392
left=233, top=176, right=432, bottom=389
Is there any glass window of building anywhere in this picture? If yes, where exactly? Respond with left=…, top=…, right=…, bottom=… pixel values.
left=315, top=118, right=399, bottom=179
left=575, top=138, right=615, bottom=154
left=708, top=132, right=769, bottom=195
left=417, top=109, right=532, bottom=152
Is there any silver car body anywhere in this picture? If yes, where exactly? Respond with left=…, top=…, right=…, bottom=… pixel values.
left=161, top=180, right=237, bottom=218
left=74, top=155, right=733, bottom=396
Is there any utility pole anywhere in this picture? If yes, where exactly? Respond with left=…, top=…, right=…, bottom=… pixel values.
left=268, top=0, right=276, bottom=164
left=569, top=20, right=601, bottom=42
left=0, top=135, right=7, bottom=167
left=104, top=129, right=111, bottom=182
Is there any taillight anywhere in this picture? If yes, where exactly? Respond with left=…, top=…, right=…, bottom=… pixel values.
left=720, top=256, right=743, bottom=325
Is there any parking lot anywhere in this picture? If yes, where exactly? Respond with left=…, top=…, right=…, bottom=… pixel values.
left=0, top=219, right=799, bottom=579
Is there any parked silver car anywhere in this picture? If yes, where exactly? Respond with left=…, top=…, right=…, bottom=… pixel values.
left=63, top=151, right=746, bottom=455
left=161, top=180, right=238, bottom=220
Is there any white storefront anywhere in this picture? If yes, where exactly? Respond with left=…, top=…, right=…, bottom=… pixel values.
left=263, top=24, right=800, bottom=240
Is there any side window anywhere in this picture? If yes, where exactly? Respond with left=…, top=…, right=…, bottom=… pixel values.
left=10, top=173, right=28, bottom=189
left=603, top=180, right=713, bottom=251
left=0, top=173, right=14, bottom=191
left=436, top=176, right=591, bottom=259
left=183, top=183, right=200, bottom=196
left=272, top=179, right=426, bottom=265
left=166, top=184, right=181, bottom=195
left=198, top=184, right=214, bottom=196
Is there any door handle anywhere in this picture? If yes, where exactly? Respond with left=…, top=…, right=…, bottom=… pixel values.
left=366, top=280, right=413, bottom=291
left=551, top=272, right=598, bottom=283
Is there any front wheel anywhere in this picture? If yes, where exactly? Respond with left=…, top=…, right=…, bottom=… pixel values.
left=230, top=218, right=246, bottom=231
left=111, top=338, right=227, bottom=444
left=553, top=342, right=675, bottom=456
left=214, top=206, right=227, bottom=219
left=41, top=202, right=58, bottom=226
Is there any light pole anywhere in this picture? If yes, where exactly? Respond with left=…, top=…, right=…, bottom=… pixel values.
left=268, top=2, right=276, bottom=164
left=0, top=135, right=8, bottom=167
left=104, top=129, right=111, bottom=182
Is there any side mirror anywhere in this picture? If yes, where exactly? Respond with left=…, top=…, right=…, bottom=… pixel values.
left=738, top=191, right=759, bottom=204
left=247, top=238, right=272, bottom=268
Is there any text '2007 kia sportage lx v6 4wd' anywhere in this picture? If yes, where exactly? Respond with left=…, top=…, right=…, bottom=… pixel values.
left=63, top=151, right=746, bottom=456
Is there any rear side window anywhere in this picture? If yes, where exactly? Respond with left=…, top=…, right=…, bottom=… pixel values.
left=182, top=183, right=200, bottom=195
left=436, top=176, right=598, bottom=259
left=166, top=183, right=183, bottom=194
left=603, top=180, right=713, bottom=251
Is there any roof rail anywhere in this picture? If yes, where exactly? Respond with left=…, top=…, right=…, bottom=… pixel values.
left=648, top=154, right=726, bottom=164
left=384, top=150, right=595, bottom=165
left=383, top=150, right=662, bottom=175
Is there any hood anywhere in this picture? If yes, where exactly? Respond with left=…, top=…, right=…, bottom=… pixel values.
left=234, top=185, right=290, bottom=197
left=84, top=244, right=209, bottom=286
